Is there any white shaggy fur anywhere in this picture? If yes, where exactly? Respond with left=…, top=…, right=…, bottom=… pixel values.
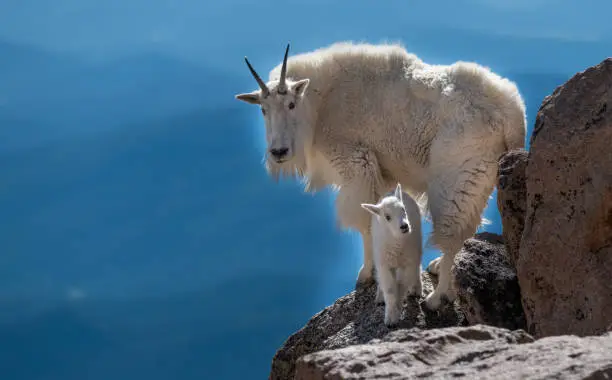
left=362, top=183, right=423, bottom=327
left=235, top=41, right=527, bottom=310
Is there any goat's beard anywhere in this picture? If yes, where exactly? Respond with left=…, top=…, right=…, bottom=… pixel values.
left=262, top=125, right=325, bottom=193
left=263, top=144, right=327, bottom=193
left=263, top=150, right=305, bottom=182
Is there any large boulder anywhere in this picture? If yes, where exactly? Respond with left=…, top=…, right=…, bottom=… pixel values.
left=269, top=272, right=465, bottom=380
left=497, top=149, right=529, bottom=267
left=518, top=58, right=612, bottom=338
left=452, top=232, right=526, bottom=330
left=294, top=324, right=612, bottom=380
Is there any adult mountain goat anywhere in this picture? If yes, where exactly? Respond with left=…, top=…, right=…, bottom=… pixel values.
left=235, top=42, right=527, bottom=310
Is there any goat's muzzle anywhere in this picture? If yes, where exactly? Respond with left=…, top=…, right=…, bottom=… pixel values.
left=269, top=147, right=289, bottom=162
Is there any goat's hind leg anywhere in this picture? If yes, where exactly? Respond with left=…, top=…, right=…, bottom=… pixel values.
left=407, top=261, right=424, bottom=298
left=423, top=153, right=498, bottom=311
left=397, top=262, right=423, bottom=303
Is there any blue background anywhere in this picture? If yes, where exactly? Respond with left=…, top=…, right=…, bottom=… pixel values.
left=0, top=1, right=610, bottom=379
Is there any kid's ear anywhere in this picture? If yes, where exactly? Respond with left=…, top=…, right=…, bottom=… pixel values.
left=235, top=90, right=261, bottom=105
left=361, top=203, right=381, bottom=216
left=394, top=183, right=403, bottom=201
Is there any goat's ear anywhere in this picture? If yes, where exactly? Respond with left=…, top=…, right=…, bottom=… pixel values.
left=394, top=183, right=403, bottom=200
left=235, top=91, right=261, bottom=105
left=361, top=203, right=381, bottom=216
left=292, top=79, right=310, bottom=96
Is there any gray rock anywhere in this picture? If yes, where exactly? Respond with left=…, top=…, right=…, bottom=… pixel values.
left=294, top=324, right=612, bottom=380
left=452, top=232, right=526, bottom=330
left=497, top=149, right=529, bottom=267
left=518, top=57, right=612, bottom=338
left=269, top=272, right=465, bottom=380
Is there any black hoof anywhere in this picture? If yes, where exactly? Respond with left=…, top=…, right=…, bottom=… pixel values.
left=384, top=321, right=399, bottom=329
left=420, top=299, right=436, bottom=313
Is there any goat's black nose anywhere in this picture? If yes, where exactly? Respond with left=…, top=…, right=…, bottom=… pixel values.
left=270, top=147, right=289, bottom=159
left=400, top=223, right=409, bottom=232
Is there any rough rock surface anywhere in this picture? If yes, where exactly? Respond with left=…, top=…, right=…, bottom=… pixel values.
left=518, top=57, right=612, bottom=338
left=269, top=272, right=465, bottom=380
left=452, top=232, right=526, bottom=330
left=294, top=324, right=612, bottom=380
left=497, top=149, right=529, bottom=267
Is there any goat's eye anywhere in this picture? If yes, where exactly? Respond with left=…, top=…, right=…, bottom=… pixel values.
left=288, top=102, right=295, bottom=110
left=385, top=215, right=391, bottom=221
left=261, top=108, right=266, bottom=115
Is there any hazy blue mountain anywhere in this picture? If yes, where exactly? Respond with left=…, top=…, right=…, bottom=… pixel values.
left=0, top=41, right=225, bottom=151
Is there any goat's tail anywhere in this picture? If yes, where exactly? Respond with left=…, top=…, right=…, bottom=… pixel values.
left=503, top=117, right=527, bottom=152
left=502, top=88, right=528, bottom=152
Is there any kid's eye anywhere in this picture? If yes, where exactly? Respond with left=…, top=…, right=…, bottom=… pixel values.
left=288, top=102, right=295, bottom=110
left=261, top=108, right=266, bottom=115
left=385, top=215, right=391, bottom=221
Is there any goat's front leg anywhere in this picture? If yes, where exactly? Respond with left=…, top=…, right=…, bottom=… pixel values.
left=377, top=266, right=401, bottom=327
left=375, top=284, right=385, bottom=304
left=329, top=143, right=386, bottom=289
left=336, top=182, right=378, bottom=289
left=357, top=229, right=375, bottom=288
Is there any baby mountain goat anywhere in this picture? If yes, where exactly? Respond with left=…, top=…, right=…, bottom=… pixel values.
left=235, top=41, right=527, bottom=311
left=362, top=184, right=423, bottom=327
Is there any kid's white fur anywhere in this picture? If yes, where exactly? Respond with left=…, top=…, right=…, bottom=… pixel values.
left=362, top=183, right=423, bottom=327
